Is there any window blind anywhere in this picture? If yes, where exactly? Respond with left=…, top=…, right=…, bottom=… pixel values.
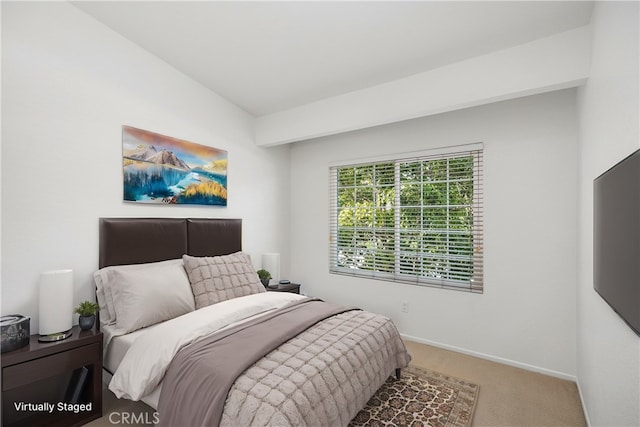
left=329, top=144, right=484, bottom=293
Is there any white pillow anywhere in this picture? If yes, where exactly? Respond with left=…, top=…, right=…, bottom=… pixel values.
left=94, top=280, right=111, bottom=325
left=93, top=259, right=192, bottom=327
left=109, top=262, right=195, bottom=334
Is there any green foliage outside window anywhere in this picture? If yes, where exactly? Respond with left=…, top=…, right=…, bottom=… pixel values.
left=334, top=154, right=478, bottom=285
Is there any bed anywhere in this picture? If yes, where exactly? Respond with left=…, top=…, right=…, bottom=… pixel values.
left=96, top=217, right=411, bottom=426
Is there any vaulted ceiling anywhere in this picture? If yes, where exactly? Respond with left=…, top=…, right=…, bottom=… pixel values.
left=73, top=1, right=594, bottom=117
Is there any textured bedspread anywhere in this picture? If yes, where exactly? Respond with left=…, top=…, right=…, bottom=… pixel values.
left=159, top=299, right=410, bottom=426
left=157, top=298, right=354, bottom=426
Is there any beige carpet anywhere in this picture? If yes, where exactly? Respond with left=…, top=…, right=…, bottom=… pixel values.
left=404, top=340, right=587, bottom=427
left=87, top=340, right=586, bottom=426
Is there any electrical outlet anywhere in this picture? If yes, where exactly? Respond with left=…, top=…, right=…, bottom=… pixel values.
left=401, top=301, right=408, bottom=313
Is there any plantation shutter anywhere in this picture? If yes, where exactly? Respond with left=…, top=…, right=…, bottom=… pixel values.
left=329, top=143, right=484, bottom=293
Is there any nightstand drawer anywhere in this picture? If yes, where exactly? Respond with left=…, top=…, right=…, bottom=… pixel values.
left=2, top=342, right=100, bottom=391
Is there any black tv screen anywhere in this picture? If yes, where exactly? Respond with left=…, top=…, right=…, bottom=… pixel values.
left=593, top=148, right=640, bottom=336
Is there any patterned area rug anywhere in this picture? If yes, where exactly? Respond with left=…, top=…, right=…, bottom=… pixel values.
left=350, top=365, right=479, bottom=427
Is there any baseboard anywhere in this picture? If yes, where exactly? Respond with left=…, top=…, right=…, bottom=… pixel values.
left=401, top=333, right=577, bottom=382
left=575, top=377, right=592, bottom=426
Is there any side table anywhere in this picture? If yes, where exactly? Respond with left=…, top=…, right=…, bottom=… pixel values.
left=267, top=283, right=301, bottom=294
left=1, top=325, right=103, bottom=427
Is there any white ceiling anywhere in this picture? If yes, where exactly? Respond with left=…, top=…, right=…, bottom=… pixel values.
left=73, top=1, right=594, bottom=117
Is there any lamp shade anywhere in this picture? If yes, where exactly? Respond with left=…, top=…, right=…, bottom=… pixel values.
left=39, top=269, right=73, bottom=335
left=261, top=253, right=280, bottom=283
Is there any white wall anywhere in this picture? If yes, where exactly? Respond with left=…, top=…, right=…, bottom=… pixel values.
left=290, top=90, right=578, bottom=378
left=576, top=2, right=640, bottom=426
left=1, top=2, right=291, bottom=332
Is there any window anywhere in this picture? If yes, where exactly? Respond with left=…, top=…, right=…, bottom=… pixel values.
left=329, top=144, right=483, bottom=293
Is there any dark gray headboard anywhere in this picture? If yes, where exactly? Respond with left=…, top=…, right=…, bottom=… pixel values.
left=99, top=218, right=242, bottom=268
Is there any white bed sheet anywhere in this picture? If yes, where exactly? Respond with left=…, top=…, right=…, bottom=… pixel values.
left=103, top=324, right=156, bottom=374
left=102, top=324, right=163, bottom=409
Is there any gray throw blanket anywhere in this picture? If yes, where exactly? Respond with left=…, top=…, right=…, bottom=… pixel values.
left=157, top=298, right=356, bottom=427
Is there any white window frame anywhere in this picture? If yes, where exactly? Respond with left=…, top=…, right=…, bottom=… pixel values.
left=329, top=143, right=484, bottom=293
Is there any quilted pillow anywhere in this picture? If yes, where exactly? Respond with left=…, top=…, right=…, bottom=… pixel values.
left=182, top=252, right=265, bottom=309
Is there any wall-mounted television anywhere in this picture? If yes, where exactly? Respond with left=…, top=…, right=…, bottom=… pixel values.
left=593, top=148, right=640, bottom=336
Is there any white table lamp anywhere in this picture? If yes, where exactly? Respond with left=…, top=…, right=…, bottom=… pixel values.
left=38, top=269, right=74, bottom=342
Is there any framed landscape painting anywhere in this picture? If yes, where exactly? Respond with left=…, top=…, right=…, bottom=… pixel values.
left=122, top=126, right=228, bottom=206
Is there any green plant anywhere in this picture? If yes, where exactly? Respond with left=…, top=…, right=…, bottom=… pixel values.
left=256, top=269, right=271, bottom=280
left=74, top=301, right=99, bottom=317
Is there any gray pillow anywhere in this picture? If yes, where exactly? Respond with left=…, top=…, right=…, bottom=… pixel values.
left=110, top=262, right=195, bottom=333
left=93, top=258, right=187, bottom=327
left=182, top=252, right=265, bottom=309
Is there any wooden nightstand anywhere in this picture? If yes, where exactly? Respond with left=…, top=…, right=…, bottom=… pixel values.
left=1, top=326, right=103, bottom=427
left=267, top=283, right=301, bottom=294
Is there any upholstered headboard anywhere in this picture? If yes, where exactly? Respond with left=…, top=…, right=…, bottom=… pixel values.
left=99, top=217, right=242, bottom=268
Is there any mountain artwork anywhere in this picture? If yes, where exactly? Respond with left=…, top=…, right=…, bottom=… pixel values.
left=122, top=126, right=228, bottom=206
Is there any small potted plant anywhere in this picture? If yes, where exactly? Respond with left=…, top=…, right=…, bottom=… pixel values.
left=257, top=269, right=271, bottom=287
left=75, top=300, right=99, bottom=331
